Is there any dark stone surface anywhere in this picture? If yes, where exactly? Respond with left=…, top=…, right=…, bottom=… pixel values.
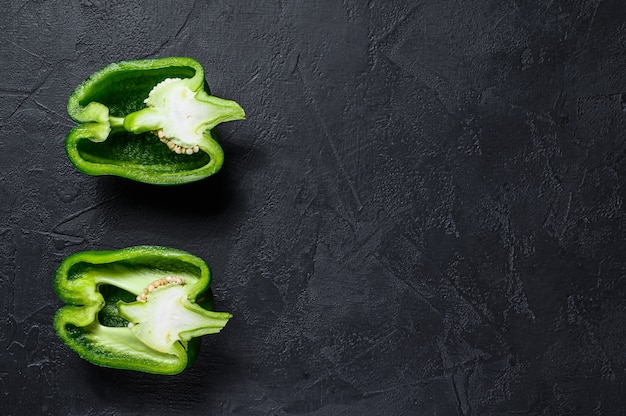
left=1, top=0, right=625, bottom=414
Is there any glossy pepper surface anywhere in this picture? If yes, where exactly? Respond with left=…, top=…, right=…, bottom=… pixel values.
left=53, top=246, right=232, bottom=375
left=66, top=57, right=245, bottom=185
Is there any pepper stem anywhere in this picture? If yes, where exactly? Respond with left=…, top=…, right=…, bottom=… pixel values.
left=109, top=116, right=126, bottom=132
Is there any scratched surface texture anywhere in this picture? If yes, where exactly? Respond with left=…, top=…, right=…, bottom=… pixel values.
left=1, top=0, right=626, bottom=415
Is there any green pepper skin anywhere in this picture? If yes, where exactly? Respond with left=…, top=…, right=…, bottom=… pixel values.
left=66, top=57, right=245, bottom=185
left=53, top=246, right=232, bottom=375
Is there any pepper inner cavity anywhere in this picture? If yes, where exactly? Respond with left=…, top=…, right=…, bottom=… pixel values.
left=97, top=284, right=136, bottom=328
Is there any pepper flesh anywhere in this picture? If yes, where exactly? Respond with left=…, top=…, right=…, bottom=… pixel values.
left=66, top=57, right=245, bottom=185
left=53, top=246, right=231, bottom=375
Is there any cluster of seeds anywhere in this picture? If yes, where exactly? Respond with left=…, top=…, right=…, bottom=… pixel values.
left=144, top=78, right=200, bottom=156
left=135, top=275, right=185, bottom=303
left=153, top=130, right=200, bottom=155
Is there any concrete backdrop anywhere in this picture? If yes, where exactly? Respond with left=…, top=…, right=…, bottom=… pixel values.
left=1, top=0, right=625, bottom=415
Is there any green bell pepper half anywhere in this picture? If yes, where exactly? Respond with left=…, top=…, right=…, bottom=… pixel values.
left=66, top=57, right=245, bottom=185
left=53, top=246, right=232, bottom=375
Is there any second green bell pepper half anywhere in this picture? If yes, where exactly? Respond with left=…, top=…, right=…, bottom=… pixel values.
left=66, top=57, right=245, bottom=185
left=53, top=246, right=232, bottom=375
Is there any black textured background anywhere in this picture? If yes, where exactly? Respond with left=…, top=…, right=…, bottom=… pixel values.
left=1, top=1, right=626, bottom=415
